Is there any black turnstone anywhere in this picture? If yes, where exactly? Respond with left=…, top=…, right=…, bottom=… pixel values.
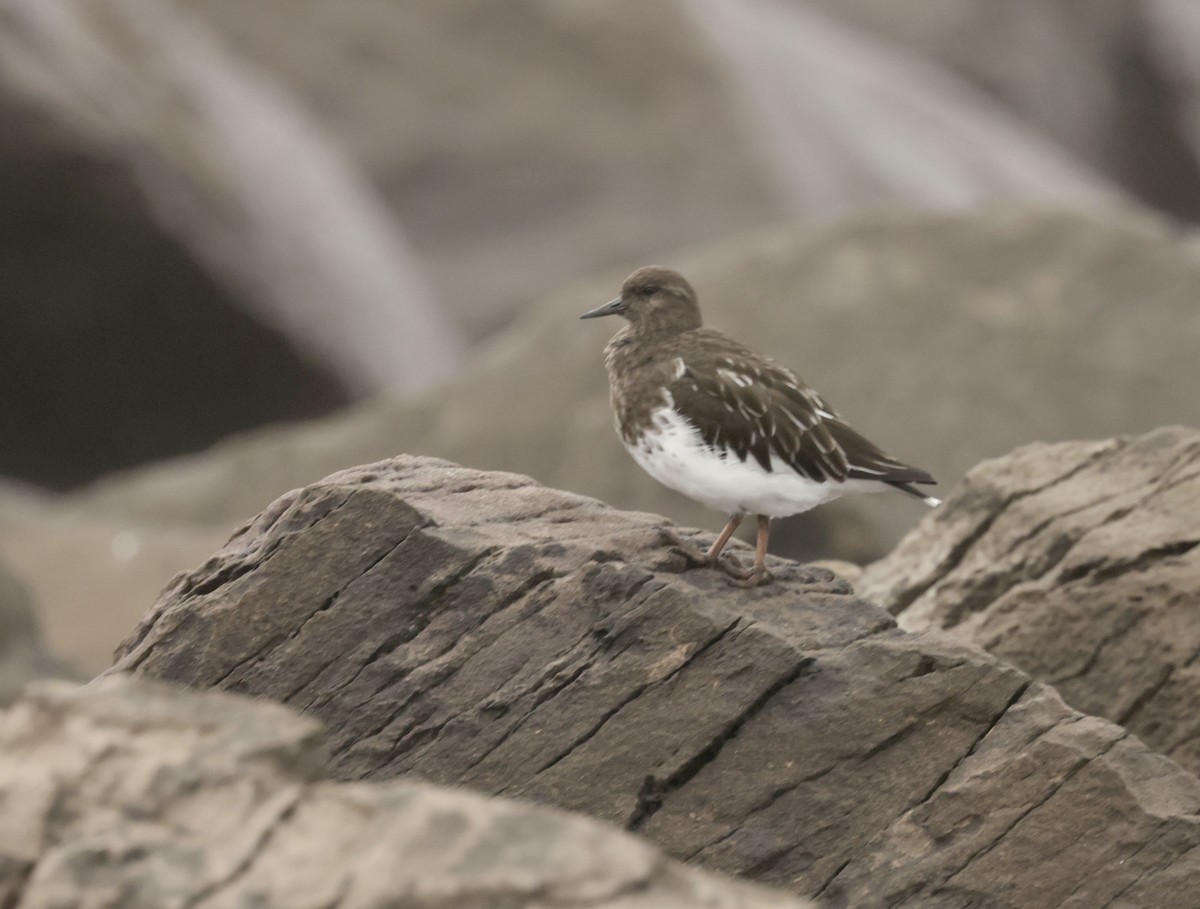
left=582, top=266, right=940, bottom=587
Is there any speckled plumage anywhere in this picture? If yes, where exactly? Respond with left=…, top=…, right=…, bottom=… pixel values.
left=583, top=266, right=939, bottom=585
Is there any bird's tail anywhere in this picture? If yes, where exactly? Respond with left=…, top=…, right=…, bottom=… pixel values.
left=887, top=480, right=941, bottom=508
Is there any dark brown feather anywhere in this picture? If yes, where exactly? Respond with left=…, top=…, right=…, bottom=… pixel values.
left=607, top=327, right=934, bottom=487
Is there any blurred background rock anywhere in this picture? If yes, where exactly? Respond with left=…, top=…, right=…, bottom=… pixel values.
left=0, top=0, right=1197, bottom=676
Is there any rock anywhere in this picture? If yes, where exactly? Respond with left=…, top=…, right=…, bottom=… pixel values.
left=0, top=481, right=228, bottom=674
left=74, top=211, right=1200, bottom=563
left=0, top=0, right=462, bottom=487
left=1144, top=0, right=1200, bottom=213
left=0, top=99, right=352, bottom=489
left=0, top=556, right=75, bottom=704
left=111, top=456, right=1200, bottom=906
left=0, top=0, right=460, bottom=392
left=807, top=560, right=864, bottom=589
left=17, top=210, right=1200, bottom=674
left=686, top=0, right=1127, bottom=220
left=803, top=0, right=1200, bottom=220
left=180, top=0, right=1124, bottom=333
left=0, top=674, right=809, bottom=909
left=180, top=0, right=778, bottom=336
left=862, top=426, right=1200, bottom=778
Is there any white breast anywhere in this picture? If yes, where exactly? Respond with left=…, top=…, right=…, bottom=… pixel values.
left=625, top=405, right=881, bottom=518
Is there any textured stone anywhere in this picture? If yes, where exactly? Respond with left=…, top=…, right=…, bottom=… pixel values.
left=111, top=456, right=1200, bottom=907
left=75, top=211, right=1200, bottom=563
left=863, top=426, right=1200, bottom=778
left=0, top=674, right=808, bottom=909
left=16, top=210, right=1200, bottom=670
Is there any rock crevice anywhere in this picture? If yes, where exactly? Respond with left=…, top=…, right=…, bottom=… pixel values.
left=864, top=426, right=1200, bottom=777
left=109, top=454, right=1200, bottom=907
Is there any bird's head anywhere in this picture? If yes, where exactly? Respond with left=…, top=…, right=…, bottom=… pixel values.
left=580, top=266, right=702, bottom=336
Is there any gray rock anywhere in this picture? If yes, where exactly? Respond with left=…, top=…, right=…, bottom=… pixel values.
left=0, top=481, right=228, bottom=674
left=0, top=673, right=809, bottom=909
left=180, top=0, right=1123, bottom=333
left=862, top=426, right=1200, bottom=777
left=0, top=555, right=75, bottom=704
left=0, top=0, right=462, bottom=487
left=0, top=98, right=353, bottom=489
left=111, top=455, right=1200, bottom=907
left=686, top=0, right=1127, bottom=221
left=803, top=0, right=1200, bottom=220
left=0, top=0, right=460, bottom=393
left=75, top=211, right=1200, bottom=563
left=13, top=210, right=1199, bottom=673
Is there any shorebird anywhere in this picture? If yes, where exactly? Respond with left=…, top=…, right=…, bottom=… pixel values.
left=582, top=266, right=939, bottom=586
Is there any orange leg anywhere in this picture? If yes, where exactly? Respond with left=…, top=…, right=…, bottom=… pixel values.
left=729, top=515, right=773, bottom=587
left=705, top=513, right=743, bottom=561
left=661, top=514, right=752, bottom=578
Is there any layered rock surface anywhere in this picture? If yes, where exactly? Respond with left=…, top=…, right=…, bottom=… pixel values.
left=0, top=674, right=807, bottom=909
left=863, top=425, right=1200, bottom=777
left=111, top=456, right=1200, bottom=907
left=75, top=211, right=1200, bottom=558
left=14, top=210, right=1200, bottom=672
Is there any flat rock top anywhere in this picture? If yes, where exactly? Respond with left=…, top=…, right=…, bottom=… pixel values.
left=112, top=455, right=1200, bottom=908
left=0, top=674, right=807, bottom=909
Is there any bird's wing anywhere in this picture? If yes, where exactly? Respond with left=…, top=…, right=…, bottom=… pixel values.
left=668, top=353, right=933, bottom=485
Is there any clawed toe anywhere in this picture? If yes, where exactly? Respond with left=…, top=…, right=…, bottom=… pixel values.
left=657, top=527, right=713, bottom=570
left=663, top=510, right=788, bottom=588
left=657, top=521, right=770, bottom=585
left=715, top=553, right=753, bottom=580
left=727, top=566, right=773, bottom=588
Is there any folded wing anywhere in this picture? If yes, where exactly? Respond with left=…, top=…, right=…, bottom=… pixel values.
left=668, top=354, right=934, bottom=488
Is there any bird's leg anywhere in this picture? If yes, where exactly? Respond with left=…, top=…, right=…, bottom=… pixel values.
left=706, top=513, right=744, bottom=563
left=729, top=515, right=773, bottom=587
left=660, top=514, right=745, bottom=573
left=707, top=514, right=759, bottom=579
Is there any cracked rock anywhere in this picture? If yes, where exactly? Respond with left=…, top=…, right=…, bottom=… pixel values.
left=0, top=674, right=807, bottom=909
left=110, top=455, right=1200, bottom=906
left=863, top=426, right=1200, bottom=777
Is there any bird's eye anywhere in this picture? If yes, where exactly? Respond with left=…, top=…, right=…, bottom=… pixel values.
left=641, top=285, right=659, bottom=296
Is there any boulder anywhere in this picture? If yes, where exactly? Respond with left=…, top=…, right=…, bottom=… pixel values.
left=0, top=481, right=228, bottom=674
left=17, top=210, right=1200, bottom=673
left=0, top=673, right=809, bottom=909
left=0, top=0, right=460, bottom=487
left=0, top=0, right=460, bottom=392
left=685, top=0, right=1127, bottom=221
left=0, top=99, right=352, bottom=489
left=110, top=456, right=1200, bottom=907
left=0, top=0, right=1145, bottom=490
left=180, top=0, right=1123, bottom=332
left=862, top=426, right=1200, bottom=777
left=0, top=555, right=75, bottom=704
left=803, top=0, right=1200, bottom=220
left=74, top=211, right=1200, bottom=563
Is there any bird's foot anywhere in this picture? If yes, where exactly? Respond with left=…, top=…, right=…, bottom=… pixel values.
left=657, top=527, right=750, bottom=579
left=726, top=565, right=773, bottom=588
left=657, top=527, right=713, bottom=569
left=714, top=553, right=755, bottom=580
